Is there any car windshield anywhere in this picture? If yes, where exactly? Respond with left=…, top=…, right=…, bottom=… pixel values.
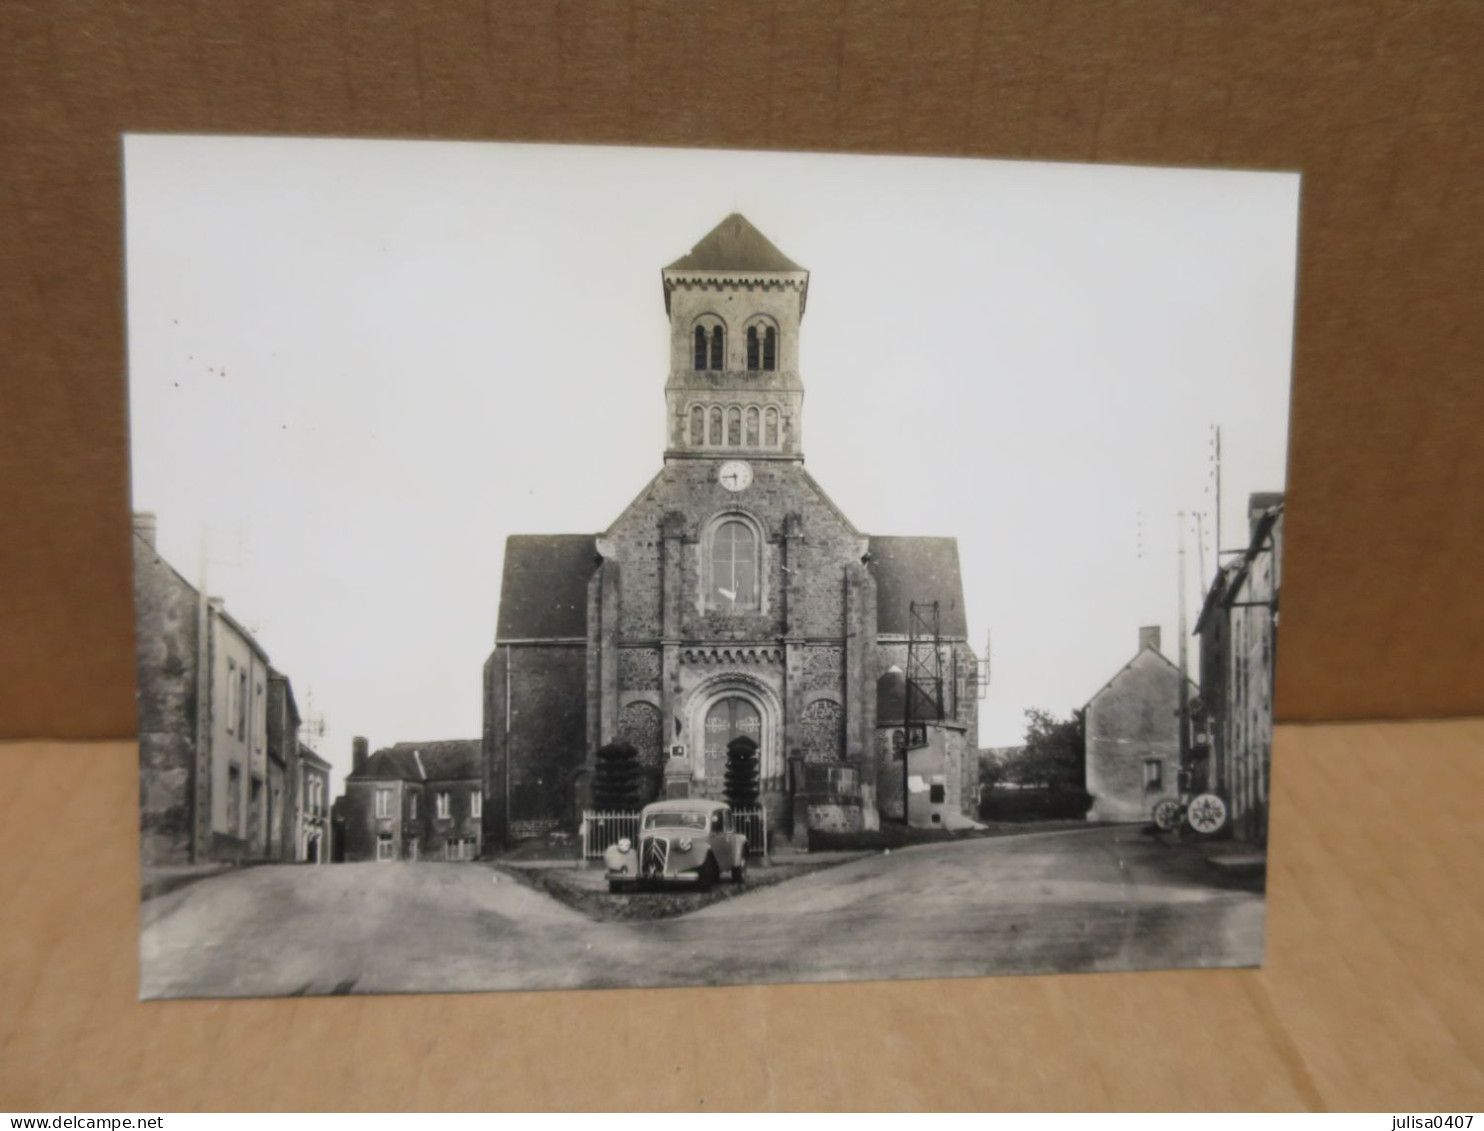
left=644, top=811, right=707, bottom=830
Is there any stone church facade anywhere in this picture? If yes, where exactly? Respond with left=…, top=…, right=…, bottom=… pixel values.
left=484, top=215, right=978, bottom=845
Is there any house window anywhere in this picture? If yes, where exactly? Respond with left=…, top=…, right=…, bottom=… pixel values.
left=237, top=669, right=247, bottom=738
left=690, top=405, right=705, bottom=446
left=409, top=792, right=417, bottom=821
left=929, top=783, right=946, bottom=804
left=1144, top=760, right=1163, bottom=790
left=436, top=791, right=451, bottom=819
left=225, top=659, right=237, bottom=734
left=710, top=519, right=759, bottom=610
left=471, top=791, right=482, bottom=819
left=376, top=833, right=394, bottom=861
left=375, top=788, right=392, bottom=819
left=764, top=407, right=779, bottom=447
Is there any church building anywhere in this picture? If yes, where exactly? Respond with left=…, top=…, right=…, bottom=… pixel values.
left=484, top=215, right=979, bottom=846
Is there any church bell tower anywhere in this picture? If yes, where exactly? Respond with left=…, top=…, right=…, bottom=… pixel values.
left=661, top=214, right=809, bottom=463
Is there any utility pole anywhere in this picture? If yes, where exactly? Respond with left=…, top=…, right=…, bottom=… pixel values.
left=1213, top=425, right=1223, bottom=563
left=1176, top=512, right=1191, bottom=784
left=1193, top=511, right=1209, bottom=603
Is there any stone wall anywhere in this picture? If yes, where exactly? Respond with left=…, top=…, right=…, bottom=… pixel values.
left=134, top=532, right=201, bottom=867
left=485, top=643, right=588, bottom=842
left=264, top=676, right=299, bottom=862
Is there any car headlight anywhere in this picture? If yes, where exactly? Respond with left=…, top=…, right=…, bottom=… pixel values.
left=676, top=838, right=693, bottom=852
left=616, top=838, right=632, bottom=853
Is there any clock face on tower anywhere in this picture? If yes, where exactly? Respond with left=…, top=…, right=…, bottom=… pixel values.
left=717, top=460, right=753, bottom=492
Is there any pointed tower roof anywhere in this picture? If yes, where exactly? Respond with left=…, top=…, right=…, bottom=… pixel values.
left=665, top=213, right=805, bottom=273
left=662, top=214, right=809, bottom=315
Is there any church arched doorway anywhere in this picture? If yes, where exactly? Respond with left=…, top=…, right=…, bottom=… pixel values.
left=703, top=696, right=761, bottom=786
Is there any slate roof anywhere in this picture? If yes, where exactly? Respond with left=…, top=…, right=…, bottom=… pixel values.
left=867, top=536, right=969, bottom=636
left=298, top=744, right=332, bottom=773
left=349, top=740, right=481, bottom=783
left=664, top=213, right=805, bottom=274
left=496, top=534, right=598, bottom=640
left=1083, top=645, right=1199, bottom=710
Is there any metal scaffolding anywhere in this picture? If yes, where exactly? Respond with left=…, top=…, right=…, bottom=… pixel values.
left=904, top=601, right=944, bottom=746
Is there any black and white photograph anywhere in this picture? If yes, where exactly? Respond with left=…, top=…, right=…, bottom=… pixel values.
left=128, top=135, right=1298, bottom=999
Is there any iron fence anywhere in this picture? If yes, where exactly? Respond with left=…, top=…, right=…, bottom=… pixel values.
left=580, top=810, right=640, bottom=860
left=580, top=806, right=768, bottom=859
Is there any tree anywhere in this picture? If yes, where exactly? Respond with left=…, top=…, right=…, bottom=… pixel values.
left=1004, top=708, right=1086, bottom=791
left=723, top=735, right=760, bottom=806
left=592, top=742, right=642, bottom=811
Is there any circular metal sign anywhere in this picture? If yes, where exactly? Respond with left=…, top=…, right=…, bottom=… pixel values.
left=1152, top=798, right=1183, bottom=833
left=1187, top=793, right=1228, bottom=835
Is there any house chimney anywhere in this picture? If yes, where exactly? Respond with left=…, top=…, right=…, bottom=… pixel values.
left=133, top=511, right=157, bottom=547
left=352, top=736, right=369, bottom=775
left=1138, top=626, right=1161, bottom=653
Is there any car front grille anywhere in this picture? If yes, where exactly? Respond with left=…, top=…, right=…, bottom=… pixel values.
left=641, top=836, right=668, bottom=878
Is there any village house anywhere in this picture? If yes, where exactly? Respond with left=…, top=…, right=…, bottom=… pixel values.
left=264, top=670, right=300, bottom=862
left=135, top=511, right=274, bottom=865
left=340, top=737, right=484, bottom=861
left=1083, top=626, right=1199, bottom=823
left=298, top=744, right=333, bottom=863
left=484, top=215, right=979, bottom=847
left=1195, top=493, right=1284, bottom=843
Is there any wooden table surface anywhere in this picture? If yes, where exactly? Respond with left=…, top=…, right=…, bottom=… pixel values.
left=1, top=718, right=1480, bottom=1111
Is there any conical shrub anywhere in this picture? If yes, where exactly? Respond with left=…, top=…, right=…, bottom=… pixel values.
left=592, top=742, right=642, bottom=811
left=724, top=736, right=760, bottom=806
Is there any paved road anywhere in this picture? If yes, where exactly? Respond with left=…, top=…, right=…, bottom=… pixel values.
left=140, top=825, right=1263, bottom=998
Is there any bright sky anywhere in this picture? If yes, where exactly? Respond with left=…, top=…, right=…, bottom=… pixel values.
left=125, top=135, right=1299, bottom=789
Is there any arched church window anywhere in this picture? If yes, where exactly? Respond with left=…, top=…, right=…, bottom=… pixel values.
left=710, top=520, right=758, bottom=610
left=746, top=326, right=760, bottom=371
left=727, top=406, right=742, bottom=446
left=745, top=406, right=760, bottom=447
left=710, top=326, right=724, bottom=371
left=764, top=406, right=779, bottom=447
left=763, top=325, right=777, bottom=370
left=709, top=407, right=723, bottom=446
left=690, top=405, right=705, bottom=446
left=694, top=326, right=708, bottom=371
